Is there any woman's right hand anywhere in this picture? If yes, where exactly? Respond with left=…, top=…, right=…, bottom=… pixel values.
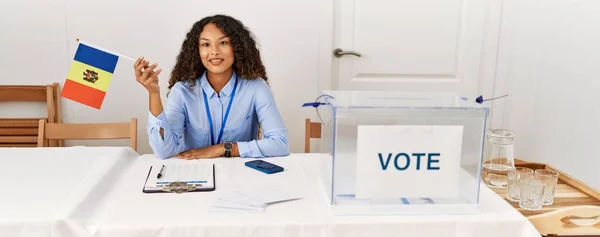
left=134, top=57, right=162, bottom=94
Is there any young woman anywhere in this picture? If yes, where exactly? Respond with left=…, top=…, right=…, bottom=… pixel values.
left=134, top=15, right=289, bottom=160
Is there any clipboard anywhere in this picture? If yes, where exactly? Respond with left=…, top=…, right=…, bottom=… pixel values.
left=142, top=163, right=216, bottom=193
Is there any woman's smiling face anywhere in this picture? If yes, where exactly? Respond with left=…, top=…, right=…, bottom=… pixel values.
left=198, top=23, right=234, bottom=75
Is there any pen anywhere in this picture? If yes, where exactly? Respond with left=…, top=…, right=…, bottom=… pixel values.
left=157, top=165, right=165, bottom=179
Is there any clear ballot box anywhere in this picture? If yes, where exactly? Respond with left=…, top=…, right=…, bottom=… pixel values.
left=315, top=91, right=489, bottom=215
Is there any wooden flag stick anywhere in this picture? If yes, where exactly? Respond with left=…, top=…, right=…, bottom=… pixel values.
left=75, top=38, right=136, bottom=62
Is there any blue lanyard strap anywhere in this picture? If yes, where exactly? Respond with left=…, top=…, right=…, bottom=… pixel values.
left=202, top=78, right=239, bottom=145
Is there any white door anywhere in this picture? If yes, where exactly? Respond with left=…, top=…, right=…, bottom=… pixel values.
left=333, top=0, right=501, bottom=97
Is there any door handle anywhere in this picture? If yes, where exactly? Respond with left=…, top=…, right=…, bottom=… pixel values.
left=333, top=48, right=361, bottom=58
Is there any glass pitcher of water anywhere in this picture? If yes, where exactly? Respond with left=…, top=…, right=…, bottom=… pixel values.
left=482, top=129, right=516, bottom=187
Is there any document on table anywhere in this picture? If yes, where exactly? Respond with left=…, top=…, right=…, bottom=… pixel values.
left=210, top=185, right=302, bottom=212
left=143, top=163, right=215, bottom=193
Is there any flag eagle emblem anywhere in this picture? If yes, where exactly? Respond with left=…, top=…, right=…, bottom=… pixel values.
left=83, top=69, right=99, bottom=83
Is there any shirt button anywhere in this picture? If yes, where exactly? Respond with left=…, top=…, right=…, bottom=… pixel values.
left=216, top=103, right=221, bottom=107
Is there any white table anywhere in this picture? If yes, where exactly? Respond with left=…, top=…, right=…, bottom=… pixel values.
left=0, top=148, right=541, bottom=237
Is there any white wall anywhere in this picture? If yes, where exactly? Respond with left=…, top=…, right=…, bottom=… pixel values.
left=499, top=0, right=600, bottom=189
left=0, top=0, right=332, bottom=154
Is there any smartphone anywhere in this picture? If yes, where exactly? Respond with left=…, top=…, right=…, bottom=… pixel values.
left=245, top=160, right=284, bottom=174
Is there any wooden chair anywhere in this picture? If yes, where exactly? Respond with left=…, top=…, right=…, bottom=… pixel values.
left=37, top=118, right=138, bottom=151
left=0, top=84, right=62, bottom=147
left=304, top=118, right=321, bottom=152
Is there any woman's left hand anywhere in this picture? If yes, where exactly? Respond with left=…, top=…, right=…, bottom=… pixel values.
left=177, top=145, right=223, bottom=160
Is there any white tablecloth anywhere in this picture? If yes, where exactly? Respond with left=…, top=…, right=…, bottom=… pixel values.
left=0, top=148, right=541, bottom=237
left=0, top=147, right=139, bottom=237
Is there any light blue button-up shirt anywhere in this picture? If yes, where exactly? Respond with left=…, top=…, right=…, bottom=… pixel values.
left=147, top=71, right=289, bottom=159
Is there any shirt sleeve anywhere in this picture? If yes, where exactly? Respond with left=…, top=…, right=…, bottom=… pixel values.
left=147, top=83, right=187, bottom=159
left=236, top=79, right=290, bottom=158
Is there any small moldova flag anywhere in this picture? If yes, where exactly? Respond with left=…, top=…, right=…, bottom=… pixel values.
left=61, top=42, right=119, bottom=109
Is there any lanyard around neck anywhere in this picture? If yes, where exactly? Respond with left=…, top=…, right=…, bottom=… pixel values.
left=202, top=78, right=238, bottom=145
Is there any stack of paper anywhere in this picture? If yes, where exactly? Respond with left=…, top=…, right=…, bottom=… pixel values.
left=210, top=185, right=302, bottom=212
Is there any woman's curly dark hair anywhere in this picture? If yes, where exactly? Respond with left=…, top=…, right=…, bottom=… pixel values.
left=168, top=14, right=268, bottom=90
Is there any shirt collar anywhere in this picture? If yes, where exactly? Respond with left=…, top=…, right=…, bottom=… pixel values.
left=199, top=71, right=237, bottom=98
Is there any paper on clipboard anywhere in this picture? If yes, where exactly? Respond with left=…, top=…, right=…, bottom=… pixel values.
left=143, top=163, right=215, bottom=192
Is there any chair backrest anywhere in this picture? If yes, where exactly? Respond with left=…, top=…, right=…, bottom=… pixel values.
left=304, top=118, right=321, bottom=153
left=0, top=119, right=40, bottom=147
left=37, top=118, right=137, bottom=151
left=0, top=84, right=62, bottom=147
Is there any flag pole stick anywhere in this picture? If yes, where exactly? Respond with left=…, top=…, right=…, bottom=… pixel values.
left=75, top=38, right=136, bottom=62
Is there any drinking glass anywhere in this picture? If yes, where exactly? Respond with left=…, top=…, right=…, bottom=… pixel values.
left=519, top=175, right=545, bottom=211
left=535, top=169, right=559, bottom=205
left=507, top=167, right=534, bottom=202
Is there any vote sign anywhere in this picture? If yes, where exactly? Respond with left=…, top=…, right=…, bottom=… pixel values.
left=355, top=125, right=464, bottom=199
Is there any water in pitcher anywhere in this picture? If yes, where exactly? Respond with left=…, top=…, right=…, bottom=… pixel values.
left=482, top=159, right=515, bottom=187
left=482, top=130, right=516, bottom=187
